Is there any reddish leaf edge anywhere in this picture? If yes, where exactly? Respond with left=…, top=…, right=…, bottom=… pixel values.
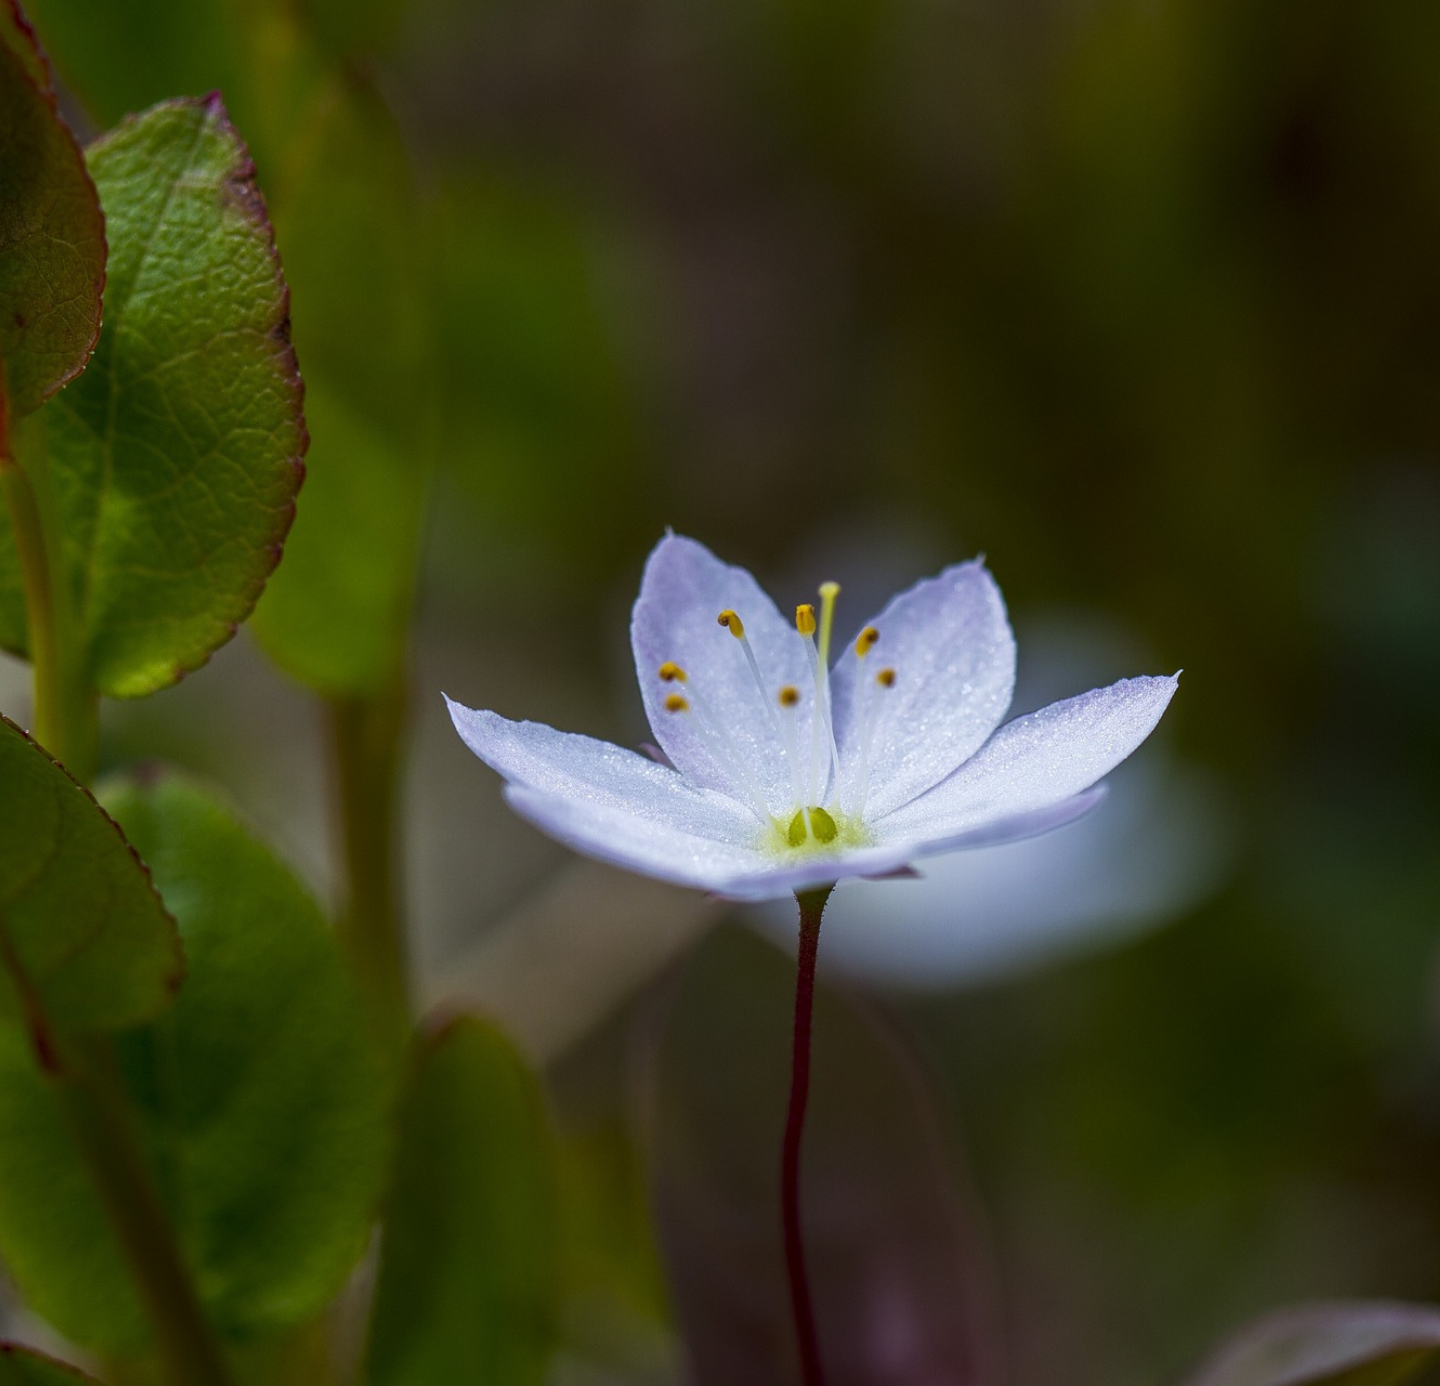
left=0, top=0, right=107, bottom=412
left=81, top=94, right=308, bottom=695
left=0, top=712, right=184, bottom=1004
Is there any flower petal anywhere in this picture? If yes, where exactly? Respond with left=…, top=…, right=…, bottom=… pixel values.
left=876, top=674, right=1179, bottom=844
left=507, top=784, right=924, bottom=902
left=504, top=785, right=774, bottom=894
left=631, top=533, right=813, bottom=810
left=830, top=560, right=1015, bottom=818
left=446, top=697, right=758, bottom=847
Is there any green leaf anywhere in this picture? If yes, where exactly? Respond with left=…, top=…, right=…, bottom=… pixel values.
left=1181, top=1303, right=1440, bottom=1386
left=0, top=96, right=307, bottom=698
left=364, top=1018, right=555, bottom=1386
left=0, top=770, right=389, bottom=1355
left=0, top=713, right=180, bottom=1035
left=251, top=76, right=428, bottom=695
left=0, top=1344, right=103, bottom=1384
left=0, top=1, right=105, bottom=418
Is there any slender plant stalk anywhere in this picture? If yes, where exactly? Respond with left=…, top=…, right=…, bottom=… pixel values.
left=3, top=371, right=225, bottom=1382
left=0, top=385, right=97, bottom=779
left=329, top=673, right=410, bottom=1038
left=56, top=1036, right=236, bottom=1386
left=783, top=884, right=832, bottom=1386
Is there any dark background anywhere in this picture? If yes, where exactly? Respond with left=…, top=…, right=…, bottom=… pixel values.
left=8, top=0, right=1440, bottom=1381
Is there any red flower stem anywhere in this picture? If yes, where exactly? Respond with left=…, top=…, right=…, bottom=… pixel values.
left=783, top=884, right=832, bottom=1386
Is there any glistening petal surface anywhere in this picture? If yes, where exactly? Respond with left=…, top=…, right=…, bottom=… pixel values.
left=830, top=562, right=1015, bottom=818
left=631, top=535, right=813, bottom=809
left=506, top=786, right=924, bottom=902
left=879, top=675, right=1178, bottom=843
left=445, top=698, right=757, bottom=846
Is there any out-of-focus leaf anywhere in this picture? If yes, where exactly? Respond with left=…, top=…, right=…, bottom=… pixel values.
left=251, top=76, right=428, bottom=695
left=0, top=97, right=307, bottom=697
left=18, top=0, right=245, bottom=133
left=364, top=1017, right=555, bottom=1386
left=1180, top=1302, right=1440, bottom=1386
left=638, top=924, right=1002, bottom=1386
left=0, top=1344, right=103, bottom=1383
left=432, top=171, right=646, bottom=585
left=298, top=0, right=408, bottom=61
left=0, top=713, right=180, bottom=1035
left=0, top=770, right=389, bottom=1356
left=21, top=0, right=323, bottom=181
left=0, top=1, right=105, bottom=418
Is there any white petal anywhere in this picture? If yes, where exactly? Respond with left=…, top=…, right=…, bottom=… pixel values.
left=876, top=674, right=1179, bottom=844
left=445, top=697, right=757, bottom=846
left=830, top=560, right=1015, bottom=817
left=631, top=533, right=813, bottom=810
left=506, top=785, right=919, bottom=902
left=760, top=757, right=1231, bottom=991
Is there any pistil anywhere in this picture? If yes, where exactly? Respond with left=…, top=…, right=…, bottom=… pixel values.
left=796, top=601, right=841, bottom=807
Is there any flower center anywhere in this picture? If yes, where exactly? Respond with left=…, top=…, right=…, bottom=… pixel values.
left=657, top=581, right=896, bottom=855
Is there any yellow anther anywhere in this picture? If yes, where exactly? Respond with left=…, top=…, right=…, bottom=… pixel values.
left=778, top=685, right=801, bottom=708
left=664, top=693, right=690, bottom=713
left=658, top=661, right=687, bottom=683
left=795, top=604, right=817, bottom=637
left=876, top=667, right=896, bottom=688
left=717, top=609, right=745, bottom=638
left=855, top=626, right=880, bottom=658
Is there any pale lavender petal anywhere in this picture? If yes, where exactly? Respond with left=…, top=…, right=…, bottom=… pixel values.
left=505, top=786, right=775, bottom=895
left=446, top=697, right=757, bottom=847
left=830, top=561, right=1015, bottom=819
left=900, top=787, right=1106, bottom=856
left=507, top=785, right=926, bottom=902
left=631, top=534, right=814, bottom=811
left=877, top=674, right=1178, bottom=843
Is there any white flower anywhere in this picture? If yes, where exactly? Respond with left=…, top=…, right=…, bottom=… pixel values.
left=446, top=534, right=1178, bottom=903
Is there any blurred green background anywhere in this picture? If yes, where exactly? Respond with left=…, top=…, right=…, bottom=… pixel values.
left=4, top=0, right=1439, bottom=1381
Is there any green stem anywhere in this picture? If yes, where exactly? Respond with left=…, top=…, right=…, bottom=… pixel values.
left=328, top=673, right=410, bottom=1039
left=56, top=1036, right=236, bottom=1386
left=0, top=401, right=97, bottom=779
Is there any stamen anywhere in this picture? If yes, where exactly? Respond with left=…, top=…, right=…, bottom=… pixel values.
left=796, top=602, right=840, bottom=805
left=662, top=669, right=772, bottom=827
left=851, top=666, right=896, bottom=817
left=716, top=607, right=781, bottom=736
left=855, top=626, right=879, bottom=659
left=658, top=661, right=687, bottom=683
